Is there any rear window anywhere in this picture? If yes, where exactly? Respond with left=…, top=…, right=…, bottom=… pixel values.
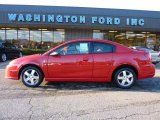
left=93, top=42, right=115, bottom=53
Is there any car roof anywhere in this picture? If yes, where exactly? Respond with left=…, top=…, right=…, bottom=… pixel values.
left=65, top=39, right=120, bottom=46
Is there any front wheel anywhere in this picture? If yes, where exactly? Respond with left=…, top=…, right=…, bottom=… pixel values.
left=113, top=68, right=137, bottom=89
left=20, top=66, right=43, bottom=87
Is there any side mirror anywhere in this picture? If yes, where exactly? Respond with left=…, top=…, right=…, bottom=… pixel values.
left=50, top=52, right=60, bottom=56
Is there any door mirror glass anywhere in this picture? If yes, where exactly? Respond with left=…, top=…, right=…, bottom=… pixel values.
left=50, top=52, right=60, bottom=56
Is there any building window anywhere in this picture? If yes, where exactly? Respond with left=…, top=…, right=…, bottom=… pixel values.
left=18, top=28, right=29, bottom=48
left=30, top=29, right=41, bottom=49
left=146, top=33, right=156, bottom=49
left=126, top=31, right=146, bottom=47
left=54, top=29, right=65, bottom=43
left=115, top=31, right=126, bottom=45
left=93, top=30, right=116, bottom=41
left=29, top=29, right=65, bottom=49
left=93, top=30, right=151, bottom=47
left=93, top=30, right=104, bottom=39
left=42, top=29, right=54, bottom=49
left=135, top=32, right=146, bottom=47
left=104, top=31, right=116, bottom=41
left=6, top=28, right=18, bottom=46
left=0, top=28, right=5, bottom=41
left=1, top=27, right=159, bottom=51
left=156, top=33, right=160, bottom=51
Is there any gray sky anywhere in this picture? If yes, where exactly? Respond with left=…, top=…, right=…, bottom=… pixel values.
left=1, top=0, right=160, bottom=11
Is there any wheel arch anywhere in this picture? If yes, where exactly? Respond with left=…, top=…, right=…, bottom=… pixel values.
left=111, top=64, right=138, bottom=81
left=18, top=64, right=44, bottom=79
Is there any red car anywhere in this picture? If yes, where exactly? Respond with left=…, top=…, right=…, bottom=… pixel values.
left=5, top=39, right=155, bottom=89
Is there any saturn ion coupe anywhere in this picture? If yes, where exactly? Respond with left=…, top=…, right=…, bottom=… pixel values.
left=5, top=39, right=155, bottom=89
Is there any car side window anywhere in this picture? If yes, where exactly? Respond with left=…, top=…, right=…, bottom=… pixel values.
left=93, top=42, right=114, bottom=53
left=11, top=45, right=17, bottom=49
left=5, top=43, right=11, bottom=48
left=55, top=42, right=90, bottom=55
left=4, top=43, right=17, bottom=49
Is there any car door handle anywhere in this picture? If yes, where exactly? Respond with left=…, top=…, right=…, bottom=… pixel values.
left=83, top=58, right=89, bottom=61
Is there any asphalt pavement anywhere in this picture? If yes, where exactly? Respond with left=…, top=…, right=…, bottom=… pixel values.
left=0, top=61, right=160, bottom=120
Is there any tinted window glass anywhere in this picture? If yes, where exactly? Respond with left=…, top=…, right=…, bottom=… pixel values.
left=54, top=42, right=90, bottom=55
left=0, top=43, right=3, bottom=48
left=5, top=43, right=12, bottom=48
left=5, top=43, right=16, bottom=49
left=93, top=42, right=114, bottom=53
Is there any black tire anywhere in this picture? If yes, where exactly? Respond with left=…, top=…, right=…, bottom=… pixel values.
left=113, top=68, right=137, bottom=89
left=20, top=66, right=43, bottom=87
left=0, top=53, right=7, bottom=62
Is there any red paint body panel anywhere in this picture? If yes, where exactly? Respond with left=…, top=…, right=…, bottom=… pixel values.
left=5, top=39, right=155, bottom=82
left=47, top=54, right=93, bottom=80
left=92, top=53, right=113, bottom=81
left=5, top=65, right=19, bottom=80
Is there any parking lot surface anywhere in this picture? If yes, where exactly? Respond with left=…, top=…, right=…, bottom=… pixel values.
left=0, top=61, right=160, bottom=120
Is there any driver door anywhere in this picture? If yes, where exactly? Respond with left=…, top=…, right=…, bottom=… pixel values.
left=47, top=42, right=93, bottom=81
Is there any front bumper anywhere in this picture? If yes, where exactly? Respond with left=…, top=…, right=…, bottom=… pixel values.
left=5, top=64, right=19, bottom=80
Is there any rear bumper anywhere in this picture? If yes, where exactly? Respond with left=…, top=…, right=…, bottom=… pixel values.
left=139, top=63, right=155, bottom=80
left=5, top=64, right=19, bottom=80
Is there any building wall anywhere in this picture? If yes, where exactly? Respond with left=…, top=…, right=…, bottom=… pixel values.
left=65, top=29, right=93, bottom=41
left=0, top=5, right=160, bottom=50
left=1, top=5, right=160, bottom=31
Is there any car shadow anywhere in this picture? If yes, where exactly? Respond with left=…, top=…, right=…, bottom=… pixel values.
left=38, top=77, right=160, bottom=93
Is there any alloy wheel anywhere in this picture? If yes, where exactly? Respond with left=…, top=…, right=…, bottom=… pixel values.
left=21, top=66, right=43, bottom=87
left=117, top=70, right=134, bottom=87
left=23, top=69, right=40, bottom=86
left=114, top=68, right=136, bottom=89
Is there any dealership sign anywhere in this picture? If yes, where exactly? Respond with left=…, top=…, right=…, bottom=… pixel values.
left=8, top=14, right=145, bottom=26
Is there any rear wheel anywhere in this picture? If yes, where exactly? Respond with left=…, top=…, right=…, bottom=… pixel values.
left=20, top=66, right=43, bottom=87
left=0, top=53, right=7, bottom=62
left=113, top=68, right=136, bottom=89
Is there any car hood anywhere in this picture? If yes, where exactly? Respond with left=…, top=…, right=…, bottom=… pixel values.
left=10, top=54, right=43, bottom=65
left=20, top=54, right=42, bottom=60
